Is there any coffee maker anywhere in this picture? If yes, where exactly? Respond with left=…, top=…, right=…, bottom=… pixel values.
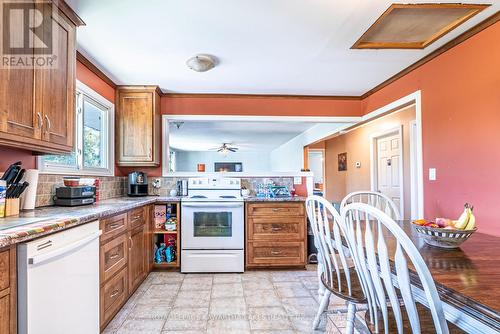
left=128, top=172, right=148, bottom=196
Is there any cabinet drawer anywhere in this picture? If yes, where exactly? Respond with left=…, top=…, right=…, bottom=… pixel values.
left=100, top=266, right=128, bottom=329
left=0, top=249, right=10, bottom=291
left=247, top=203, right=305, bottom=217
left=100, top=234, right=128, bottom=283
left=100, top=213, right=128, bottom=243
left=247, top=241, right=305, bottom=267
left=248, top=217, right=305, bottom=241
left=128, top=207, right=146, bottom=229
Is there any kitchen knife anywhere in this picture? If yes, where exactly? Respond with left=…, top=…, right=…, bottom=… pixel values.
left=1, top=161, right=21, bottom=181
left=5, top=166, right=20, bottom=186
left=13, top=182, right=29, bottom=198
left=12, top=168, right=25, bottom=184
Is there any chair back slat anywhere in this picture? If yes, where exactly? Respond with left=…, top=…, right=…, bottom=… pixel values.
left=306, top=196, right=353, bottom=296
left=395, top=243, right=420, bottom=333
left=376, top=221, right=404, bottom=334
left=341, top=191, right=401, bottom=220
left=364, top=218, right=390, bottom=334
left=341, top=203, right=449, bottom=334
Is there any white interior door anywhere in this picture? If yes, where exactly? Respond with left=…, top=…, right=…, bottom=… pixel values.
left=376, top=133, right=402, bottom=211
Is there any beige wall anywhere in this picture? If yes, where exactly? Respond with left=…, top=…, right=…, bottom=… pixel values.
left=324, top=105, right=416, bottom=218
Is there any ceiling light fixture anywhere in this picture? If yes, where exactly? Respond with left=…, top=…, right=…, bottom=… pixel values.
left=186, top=54, right=217, bottom=72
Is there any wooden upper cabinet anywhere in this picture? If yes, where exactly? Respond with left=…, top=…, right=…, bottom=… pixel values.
left=36, top=4, right=76, bottom=149
left=0, top=1, right=82, bottom=154
left=0, top=2, right=39, bottom=142
left=116, top=86, right=161, bottom=166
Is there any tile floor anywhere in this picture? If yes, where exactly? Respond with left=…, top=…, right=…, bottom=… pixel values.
left=103, top=266, right=363, bottom=334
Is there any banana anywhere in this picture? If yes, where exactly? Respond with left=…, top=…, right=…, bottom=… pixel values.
left=454, top=203, right=470, bottom=230
left=465, top=207, right=476, bottom=230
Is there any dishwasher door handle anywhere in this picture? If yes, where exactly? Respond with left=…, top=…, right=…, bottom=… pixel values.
left=29, top=230, right=102, bottom=265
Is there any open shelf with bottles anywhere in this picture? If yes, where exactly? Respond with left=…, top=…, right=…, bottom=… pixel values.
left=152, top=202, right=180, bottom=269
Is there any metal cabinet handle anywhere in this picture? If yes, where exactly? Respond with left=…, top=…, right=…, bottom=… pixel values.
left=36, top=112, right=43, bottom=129
left=109, top=253, right=119, bottom=260
left=110, top=289, right=120, bottom=298
left=272, top=208, right=280, bottom=212
left=271, top=226, right=283, bottom=232
left=129, top=236, right=133, bottom=249
left=271, top=250, right=282, bottom=255
left=109, top=223, right=121, bottom=229
left=44, top=115, right=51, bottom=132
left=148, top=148, right=152, bottom=158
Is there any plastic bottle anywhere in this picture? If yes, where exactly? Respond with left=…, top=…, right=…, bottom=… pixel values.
left=0, top=180, right=6, bottom=218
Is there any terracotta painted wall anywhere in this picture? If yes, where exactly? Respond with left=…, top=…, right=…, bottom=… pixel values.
left=360, top=22, right=500, bottom=236
left=324, top=105, right=416, bottom=219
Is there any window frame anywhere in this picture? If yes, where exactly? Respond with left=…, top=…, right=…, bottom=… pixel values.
left=38, top=80, right=115, bottom=176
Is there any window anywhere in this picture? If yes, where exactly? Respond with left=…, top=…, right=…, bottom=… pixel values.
left=39, top=81, right=114, bottom=176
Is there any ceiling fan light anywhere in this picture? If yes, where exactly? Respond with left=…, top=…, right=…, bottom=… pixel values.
left=186, top=54, right=216, bottom=72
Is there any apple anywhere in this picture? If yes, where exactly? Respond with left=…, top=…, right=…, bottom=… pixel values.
left=425, top=222, right=439, bottom=228
left=435, top=218, right=447, bottom=228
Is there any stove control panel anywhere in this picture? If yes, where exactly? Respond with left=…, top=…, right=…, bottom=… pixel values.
left=188, top=177, right=241, bottom=190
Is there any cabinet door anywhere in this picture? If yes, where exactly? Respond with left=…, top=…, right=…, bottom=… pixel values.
left=36, top=5, right=76, bottom=149
left=0, top=2, right=40, bottom=141
left=128, top=225, right=146, bottom=294
left=117, top=91, right=154, bottom=164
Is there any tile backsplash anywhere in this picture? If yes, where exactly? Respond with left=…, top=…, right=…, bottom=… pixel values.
left=35, top=175, right=126, bottom=207
left=35, top=175, right=296, bottom=207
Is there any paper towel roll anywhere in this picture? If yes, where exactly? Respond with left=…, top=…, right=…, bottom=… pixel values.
left=21, top=169, right=39, bottom=210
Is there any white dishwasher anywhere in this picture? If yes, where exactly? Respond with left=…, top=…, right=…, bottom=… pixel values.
left=17, top=221, right=101, bottom=334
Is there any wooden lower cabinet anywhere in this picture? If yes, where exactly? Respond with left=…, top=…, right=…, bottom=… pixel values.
left=0, top=246, right=16, bottom=334
left=128, top=224, right=147, bottom=294
left=100, top=266, right=128, bottom=328
left=246, top=202, right=307, bottom=268
left=99, top=205, right=151, bottom=331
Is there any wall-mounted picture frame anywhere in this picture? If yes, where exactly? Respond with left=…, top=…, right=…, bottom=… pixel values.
left=338, top=152, right=347, bottom=171
left=214, top=162, right=243, bottom=172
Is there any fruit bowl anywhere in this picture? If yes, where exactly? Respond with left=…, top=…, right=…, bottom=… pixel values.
left=412, top=224, right=477, bottom=249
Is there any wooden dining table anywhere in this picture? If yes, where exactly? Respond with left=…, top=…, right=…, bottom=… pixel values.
left=360, top=221, right=500, bottom=333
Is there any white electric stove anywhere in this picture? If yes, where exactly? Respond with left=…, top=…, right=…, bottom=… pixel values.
left=181, top=177, right=244, bottom=273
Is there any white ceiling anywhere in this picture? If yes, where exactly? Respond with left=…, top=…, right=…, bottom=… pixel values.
left=67, top=0, right=498, bottom=95
left=169, top=121, right=336, bottom=151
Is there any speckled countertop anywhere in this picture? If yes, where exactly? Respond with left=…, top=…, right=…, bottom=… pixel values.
left=0, top=195, right=305, bottom=247
left=0, top=196, right=181, bottom=247
left=243, top=196, right=306, bottom=202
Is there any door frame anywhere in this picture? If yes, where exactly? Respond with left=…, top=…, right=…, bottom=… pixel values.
left=363, top=90, right=423, bottom=218
left=409, top=119, right=419, bottom=219
left=370, top=125, right=405, bottom=217
left=308, top=148, right=326, bottom=194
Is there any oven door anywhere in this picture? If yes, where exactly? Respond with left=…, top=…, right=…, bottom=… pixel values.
left=181, top=202, right=244, bottom=250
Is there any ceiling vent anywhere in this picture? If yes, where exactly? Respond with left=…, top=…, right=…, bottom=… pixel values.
left=352, top=3, right=489, bottom=49
left=186, top=54, right=217, bottom=72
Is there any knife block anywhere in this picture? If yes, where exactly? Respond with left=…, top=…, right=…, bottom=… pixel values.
left=5, top=198, right=20, bottom=217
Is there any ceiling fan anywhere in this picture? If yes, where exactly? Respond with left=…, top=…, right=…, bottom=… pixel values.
left=211, top=143, right=239, bottom=154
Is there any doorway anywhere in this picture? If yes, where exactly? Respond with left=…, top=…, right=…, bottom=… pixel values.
left=308, top=149, right=325, bottom=195
left=370, top=126, right=404, bottom=217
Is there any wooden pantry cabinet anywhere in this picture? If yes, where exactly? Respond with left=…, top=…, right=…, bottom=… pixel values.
left=99, top=205, right=151, bottom=331
left=0, top=1, right=83, bottom=154
left=116, top=86, right=161, bottom=167
left=0, top=246, right=16, bottom=334
left=246, top=202, right=307, bottom=269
